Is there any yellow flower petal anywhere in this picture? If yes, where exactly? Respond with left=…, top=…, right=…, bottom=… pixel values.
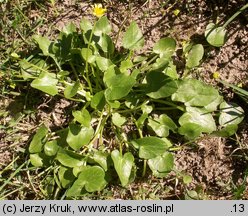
left=213, top=72, right=220, bottom=79
left=173, top=9, right=180, bottom=16
left=92, top=3, right=107, bottom=18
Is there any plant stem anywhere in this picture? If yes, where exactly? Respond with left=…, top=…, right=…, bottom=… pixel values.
left=84, top=24, right=96, bottom=94
left=140, top=55, right=158, bottom=72
left=223, top=3, right=248, bottom=28
left=142, top=160, right=147, bottom=177
left=151, top=99, right=185, bottom=112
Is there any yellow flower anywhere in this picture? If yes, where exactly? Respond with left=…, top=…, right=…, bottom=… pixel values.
left=92, top=4, right=107, bottom=18
left=173, top=9, right=180, bottom=16
left=237, top=83, right=243, bottom=88
left=213, top=71, right=220, bottom=79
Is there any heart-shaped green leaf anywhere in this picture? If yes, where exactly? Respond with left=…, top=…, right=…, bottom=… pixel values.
left=64, top=81, right=80, bottom=99
left=219, top=102, right=244, bottom=126
left=94, top=16, right=111, bottom=36
left=29, top=125, right=48, bottom=153
left=30, top=153, right=51, bottom=167
left=145, top=71, right=178, bottom=99
left=213, top=124, right=238, bottom=137
left=80, top=18, right=92, bottom=33
left=20, top=58, right=48, bottom=80
left=30, top=153, right=43, bottom=167
left=62, top=22, right=77, bottom=35
left=96, top=56, right=113, bottom=72
left=148, top=152, right=174, bottom=177
left=122, top=21, right=144, bottom=50
left=56, top=149, right=85, bottom=168
left=33, top=35, right=51, bottom=56
left=66, top=166, right=107, bottom=196
left=178, top=123, right=203, bottom=140
left=72, top=109, right=91, bottom=127
left=66, top=124, right=94, bottom=151
left=164, top=62, right=178, bottom=79
left=97, top=33, right=115, bottom=54
left=120, top=59, right=133, bottom=74
left=111, top=150, right=134, bottom=187
left=148, top=114, right=177, bottom=137
left=58, top=166, right=75, bottom=188
left=172, top=79, right=220, bottom=107
left=91, top=151, right=109, bottom=171
left=105, top=74, right=136, bottom=101
left=31, top=72, right=58, bottom=96
left=186, top=44, right=204, bottom=69
left=205, top=23, right=227, bottom=47
left=112, top=113, right=126, bottom=128
left=153, top=37, right=176, bottom=58
left=91, top=91, right=106, bottom=110
left=179, top=107, right=216, bottom=135
left=81, top=48, right=95, bottom=63
left=131, top=136, right=172, bottom=159
left=44, top=140, right=59, bottom=156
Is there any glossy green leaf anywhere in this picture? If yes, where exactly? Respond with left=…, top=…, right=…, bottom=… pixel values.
left=185, top=190, right=199, bottom=200
left=31, top=72, right=58, bottom=96
left=141, top=104, right=153, bottom=114
left=58, top=166, right=75, bottom=188
left=172, top=79, right=219, bottom=107
left=29, top=125, right=48, bottom=153
left=98, top=34, right=115, bottom=54
left=103, top=65, right=119, bottom=84
left=72, top=109, right=91, bottom=127
left=41, top=176, right=55, bottom=197
left=111, top=150, right=134, bottom=187
left=105, top=74, right=136, bottom=100
left=148, top=152, right=174, bottom=177
left=30, top=153, right=43, bottom=167
left=178, top=123, right=203, bottom=140
left=56, top=149, right=85, bottom=168
left=66, top=124, right=94, bottom=151
left=112, top=113, right=126, bottom=128
left=33, top=35, right=51, bottom=56
left=213, top=124, right=238, bottom=137
left=120, top=59, right=133, bottom=74
left=153, top=37, right=176, bottom=58
left=94, top=16, right=111, bottom=36
left=204, top=95, right=223, bottom=112
left=205, top=23, right=227, bottom=47
left=96, top=56, right=113, bottom=72
left=91, top=151, right=108, bottom=171
left=67, top=166, right=107, bottom=196
left=179, top=107, right=216, bottom=135
left=80, top=17, right=92, bottom=33
left=186, top=44, right=204, bottom=69
left=91, top=91, right=106, bottom=110
left=30, top=153, right=51, bottom=167
left=183, top=175, right=193, bottom=184
left=44, top=140, right=59, bottom=156
left=151, top=57, right=169, bottom=71
left=131, top=136, right=172, bottom=159
left=163, top=62, right=178, bottom=79
left=20, top=58, right=47, bottom=80
left=136, top=113, right=148, bottom=129
left=62, top=22, right=77, bottom=35
left=81, top=48, right=95, bottom=63
left=64, top=81, right=80, bottom=99
left=219, top=102, right=244, bottom=126
left=122, top=21, right=144, bottom=50
left=145, top=71, right=178, bottom=99
left=148, top=114, right=177, bottom=137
